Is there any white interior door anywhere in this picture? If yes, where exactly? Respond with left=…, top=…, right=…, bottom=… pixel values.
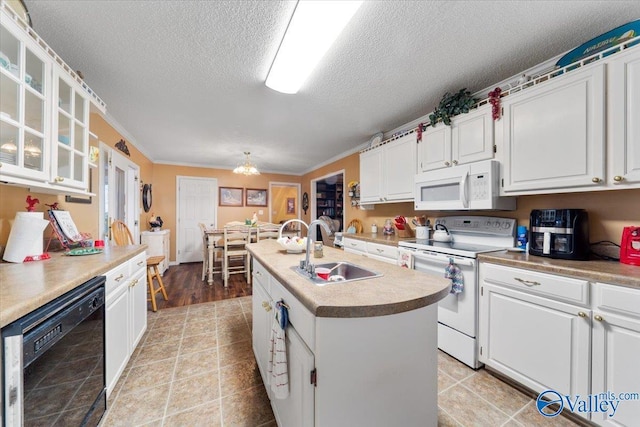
left=100, top=144, right=140, bottom=244
left=176, top=176, right=217, bottom=263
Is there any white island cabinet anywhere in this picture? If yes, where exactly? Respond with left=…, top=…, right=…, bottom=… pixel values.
left=250, top=240, right=449, bottom=427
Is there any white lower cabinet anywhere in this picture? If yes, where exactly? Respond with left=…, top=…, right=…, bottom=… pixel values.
left=591, top=282, right=640, bottom=427
left=252, top=260, right=315, bottom=426
left=342, top=237, right=398, bottom=265
left=480, top=263, right=640, bottom=425
left=105, top=252, right=147, bottom=397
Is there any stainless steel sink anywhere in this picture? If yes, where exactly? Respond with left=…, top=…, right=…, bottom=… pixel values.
left=292, top=261, right=382, bottom=285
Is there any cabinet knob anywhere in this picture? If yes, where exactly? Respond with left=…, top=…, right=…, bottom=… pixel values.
left=262, top=301, right=272, bottom=312
left=578, top=311, right=587, bottom=318
left=444, top=161, right=451, bottom=167
left=613, top=175, right=623, bottom=182
left=592, top=177, right=601, bottom=183
left=379, top=198, right=383, bottom=201
left=129, top=278, right=138, bottom=288
left=452, top=160, right=458, bottom=165
left=594, top=314, right=604, bottom=322
left=255, top=271, right=262, bottom=277
left=55, top=176, right=65, bottom=182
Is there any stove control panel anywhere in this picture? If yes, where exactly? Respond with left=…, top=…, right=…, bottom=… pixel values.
left=434, top=216, right=516, bottom=236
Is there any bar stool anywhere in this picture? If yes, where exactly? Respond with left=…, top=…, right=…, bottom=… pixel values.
left=147, top=255, right=169, bottom=311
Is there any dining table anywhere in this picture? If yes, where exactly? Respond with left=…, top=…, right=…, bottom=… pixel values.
left=202, top=221, right=298, bottom=285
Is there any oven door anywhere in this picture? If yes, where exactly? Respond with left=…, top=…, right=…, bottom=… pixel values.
left=414, top=166, right=470, bottom=211
left=412, top=250, right=477, bottom=337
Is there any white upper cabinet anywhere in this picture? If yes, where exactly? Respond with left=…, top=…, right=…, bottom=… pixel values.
left=52, top=70, right=90, bottom=189
left=608, top=47, right=640, bottom=186
left=0, top=6, right=103, bottom=194
left=360, top=132, right=416, bottom=204
left=0, top=14, right=51, bottom=182
left=418, top=104, right=494, bottom=173
left=501, top=63, right=606, bottom=194
left=359, top=147, right=383, bottom=204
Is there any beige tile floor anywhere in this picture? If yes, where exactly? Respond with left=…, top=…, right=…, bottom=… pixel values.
left=101, top=296, right=580, bottom=427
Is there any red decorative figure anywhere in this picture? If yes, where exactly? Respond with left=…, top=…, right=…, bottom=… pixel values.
left=26, top=195, right=39, bottom=212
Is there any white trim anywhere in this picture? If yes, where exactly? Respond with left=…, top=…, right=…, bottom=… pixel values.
left=268, top=181, right=302, bottom=223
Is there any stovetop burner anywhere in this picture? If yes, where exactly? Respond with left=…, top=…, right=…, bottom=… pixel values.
left=398, top=216, right=517, bottom=258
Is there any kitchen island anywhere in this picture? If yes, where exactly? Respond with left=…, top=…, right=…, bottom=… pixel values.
left=247, top=240, right=450, bottom=427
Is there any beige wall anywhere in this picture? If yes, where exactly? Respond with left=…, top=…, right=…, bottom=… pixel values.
left=2, top=126, right=637, bottom=261
left=152, top=164, right=301, bottom=261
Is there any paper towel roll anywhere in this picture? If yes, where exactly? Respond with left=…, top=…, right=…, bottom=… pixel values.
left=3, top=212, right=49, bottom=263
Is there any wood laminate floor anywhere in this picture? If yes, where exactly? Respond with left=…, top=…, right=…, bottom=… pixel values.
left=151, top=261, right=251, bottom=310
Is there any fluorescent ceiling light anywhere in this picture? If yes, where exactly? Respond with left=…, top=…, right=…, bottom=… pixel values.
left=266, top=0, right=363, bottom=94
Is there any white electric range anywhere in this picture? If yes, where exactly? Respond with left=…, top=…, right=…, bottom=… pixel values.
left=398, top=216, right=517, bottom=368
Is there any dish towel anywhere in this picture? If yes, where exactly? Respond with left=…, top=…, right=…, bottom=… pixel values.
left=445, top=258, right=464, bottom=294
left=268, top=300, right=289, bottom=399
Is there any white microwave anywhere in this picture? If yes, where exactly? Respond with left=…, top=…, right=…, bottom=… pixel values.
left=414, top=160, right=516, bottom=211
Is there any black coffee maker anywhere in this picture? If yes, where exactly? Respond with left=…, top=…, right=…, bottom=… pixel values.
left=529, top=209, right=590, bottom=260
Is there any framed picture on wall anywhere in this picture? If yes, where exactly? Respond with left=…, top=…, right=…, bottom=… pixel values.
left=219, top=187, right=243, bottom=206
left=287, top=197, right=295, bottom=214
left=246, top=188, right=267, bottom=207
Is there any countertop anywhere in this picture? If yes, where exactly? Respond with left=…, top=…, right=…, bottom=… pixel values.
left=341, top=233, right=413, bottom=246
left=0, top=245, right=147, bottom=328
left=479, top=251, right=640, bottom=289
left=247, top=240, right=450, bottom=318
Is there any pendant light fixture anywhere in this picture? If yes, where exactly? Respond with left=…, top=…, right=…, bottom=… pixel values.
left=265, top=0, right=363, bottom=94
left=233, top=151, right=260, bottom=176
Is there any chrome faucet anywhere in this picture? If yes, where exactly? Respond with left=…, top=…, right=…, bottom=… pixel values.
left=300, top=219, right=332, bottom=276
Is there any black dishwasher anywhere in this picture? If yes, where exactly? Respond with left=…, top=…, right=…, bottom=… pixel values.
left=2, top=276, right=106, bottom=426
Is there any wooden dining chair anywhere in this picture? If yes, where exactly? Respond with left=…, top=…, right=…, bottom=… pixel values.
left=198, top=223, right=223, bottom=282
left=256, top=224, right=280, bottom=242
left=111, top=220, right=134, bottom=245
left=110, top=220, right=169, bottom=311
left=223, top=226, right=251, bottom=287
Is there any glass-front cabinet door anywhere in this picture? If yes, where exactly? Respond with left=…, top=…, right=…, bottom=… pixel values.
left=52, top=71, right=89, bottom=189
left=0, top=16, right=50, bottom=181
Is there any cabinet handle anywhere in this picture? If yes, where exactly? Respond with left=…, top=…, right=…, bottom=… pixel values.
left=114, top=274, right=125, bottom=282
left=452, top=160, right=458, bottom=165
left=578, top=311, right=587, bottom=317
left=594, top=314, right=604, bottom=322
left=592, top=177, right=601, bottom=183
left=350, top=243, right=357, bottom=247
left=55, top=176, right=65, bottom=182
left=255, top=271, right=262, bottom=277
left=444, top=161, right=451, bottom=167
left=129, top=278, right=138, bottom=288
left=514, top=277, right=540, bottom=287
left=376, top=248, right=384, bottom=253
left=262, top=301, right=272, bottom=312
left=613, top=175, right=623, bottom=182
left=137, top=261, right=145, bottom=266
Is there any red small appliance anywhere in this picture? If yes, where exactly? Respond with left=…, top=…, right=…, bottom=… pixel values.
left=620, top=226, right=640, bottom=266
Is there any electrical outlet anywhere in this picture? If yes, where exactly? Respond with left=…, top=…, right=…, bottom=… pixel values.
left=258, top=210, right=264, bottom=215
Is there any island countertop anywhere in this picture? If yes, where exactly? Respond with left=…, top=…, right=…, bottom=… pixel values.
left=0, top=245, right=147, bottom=328
left=247, top=240, right=450, bottom=318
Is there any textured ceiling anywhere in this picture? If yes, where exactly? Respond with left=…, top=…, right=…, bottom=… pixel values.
left=22, top=1, right=640, bottom=175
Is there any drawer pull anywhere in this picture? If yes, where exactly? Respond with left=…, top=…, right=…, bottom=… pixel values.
left=594, top=315, right=604, bottom=322
left=514, top=277, right=540, bottom=287
left=613, top=175, right=623, bottom=182
left=129, top=278, right=138, bottom=288
left=350, top=243, right=358, bottom=247
left=578, top=311, right=587, bottom=318
left=114, top=274, right=125, bottom=282
left=262, top=301, right=272, bottom=312
left=592, top=177, right=601, bottom=183
left=255, top=271, right=262, bottom=277
left=137, top=261, right=145, bottom=266
left=376, top=248, right=384, bottom=253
